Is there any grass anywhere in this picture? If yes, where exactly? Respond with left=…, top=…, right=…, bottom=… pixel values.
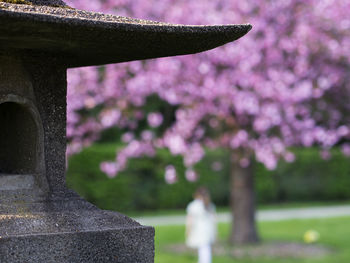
left=155, top=216, right=350, bottom=263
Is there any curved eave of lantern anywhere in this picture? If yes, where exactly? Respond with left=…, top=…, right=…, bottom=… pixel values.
left=0, top=3, right=252, bottom=68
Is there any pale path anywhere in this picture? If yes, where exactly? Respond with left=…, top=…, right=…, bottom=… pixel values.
left=133, top=205, right=350, bottom=226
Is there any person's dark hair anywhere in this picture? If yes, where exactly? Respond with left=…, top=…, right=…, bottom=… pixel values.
left=194, top=186, right=211, bottom=210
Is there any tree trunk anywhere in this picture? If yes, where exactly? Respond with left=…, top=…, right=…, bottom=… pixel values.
left=229, top=153, right=260, bottom=245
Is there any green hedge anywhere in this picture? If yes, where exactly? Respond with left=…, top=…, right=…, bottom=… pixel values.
left=66, top=145, right=350, bottom=212
left=255, top=148, right=350, bottom=202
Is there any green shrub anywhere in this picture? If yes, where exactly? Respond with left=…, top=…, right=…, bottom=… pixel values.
left=66, top=145, right=350, bottom=212
left=255, top=148, right=350, bottom=202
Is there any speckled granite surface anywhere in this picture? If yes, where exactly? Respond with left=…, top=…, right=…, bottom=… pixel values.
left=0, top=55, right=155, bottom=263
left=0, top=0, right=68, bottom=7
left=0, top=1, right=252, bottom=67
left=0, top=208, right=155, bottom=263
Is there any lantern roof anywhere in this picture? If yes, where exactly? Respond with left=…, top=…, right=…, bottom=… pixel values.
left=0, top=1, right=252, bottom=67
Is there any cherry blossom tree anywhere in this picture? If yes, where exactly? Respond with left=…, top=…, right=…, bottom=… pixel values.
left=65, top=0, right=350, bottom=244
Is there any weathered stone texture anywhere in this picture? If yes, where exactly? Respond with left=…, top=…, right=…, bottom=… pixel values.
left=0, top=1, right=251, bottom=67
left=0, top=55, right=154, bottom=263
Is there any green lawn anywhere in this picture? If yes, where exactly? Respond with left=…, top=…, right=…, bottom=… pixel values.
left=155, top=216, right=350, bottom=263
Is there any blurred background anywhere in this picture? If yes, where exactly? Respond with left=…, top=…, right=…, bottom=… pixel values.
left=65, top=0, right=350, bottom=262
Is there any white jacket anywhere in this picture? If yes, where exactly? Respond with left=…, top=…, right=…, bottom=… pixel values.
left=186, top=199, right=217, bottom=248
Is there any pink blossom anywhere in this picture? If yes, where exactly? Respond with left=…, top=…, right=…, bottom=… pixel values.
left=141, top=130, right=154, bottom=141
left=164, top=133, right=186, bottom=155
left=209, top=118, right=219, bottom=128
left=284, top=152, right=296, bottom=163
left=185, top=169, right=198, bottom=182
left=65, top=0, right=350, bottom=180
left=230, top=130, right=249, bottom=148
left=341, top=144, right=350, bottom=157
left=121, top=132, right=134, bottom=143
left=338, top=126, right=349, bottom=137
left=239, top=158, right=250, bottom=168
left=100, top=162, right=119, bottom=178
left=320, top=150, right=332, bottom=160
left=100, top=109, right=121, bottom=128
left=184, top=143, right=204, bottom=167
left=165, top=165, right=177, bottom=184
left=147, top=112, right=163, bottom=128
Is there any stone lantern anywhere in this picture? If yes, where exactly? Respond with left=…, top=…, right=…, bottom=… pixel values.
left=0, top=0, right=251, bottom=262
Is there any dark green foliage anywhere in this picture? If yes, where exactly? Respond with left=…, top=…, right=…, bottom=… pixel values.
left=255, top=148, right=350, bottom=202
left=66, top=145, right=350, bottom=213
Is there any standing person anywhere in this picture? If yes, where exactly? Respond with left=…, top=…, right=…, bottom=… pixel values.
left=186, top=187, right=217, bottom=263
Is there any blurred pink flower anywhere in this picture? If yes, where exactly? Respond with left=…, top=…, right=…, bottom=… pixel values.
left=100, top=109, right=121, bottom=128
left=100, top=162, right=118, bottom=178
left=320, top=150, right=331, bottom=160
left=164, top=134, right=187, bottom=155
left=121, top=132, right=134, bottom=143
left=165, top=165, right=177, bottom=184
left=185, top=169, right=198, bottom=182
left=341, top=144, right=350, bottom=157
left=239, top=158, right=250, bottom=168
left=65, top=0, right=350, bottom=180
left=147, top=112, right=163, bottom=128
left=141, top=130, right=154, bottom=141
left=284, top=152, right=296, bottom=163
